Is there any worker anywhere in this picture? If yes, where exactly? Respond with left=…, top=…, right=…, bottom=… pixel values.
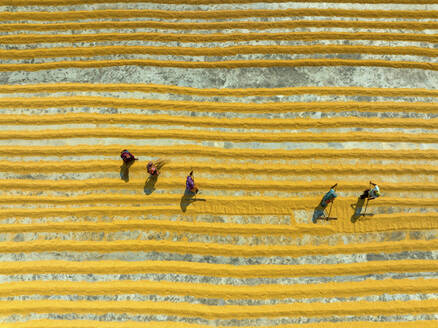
left=120, top=149, right=138, bottom=165
left=146, top=158, right=168, bottom=176
left=312, top=184, right=338, bottom=223
left=186, top=170, right=199, bottom=195
left=360, top=181, right=381, bottom=200
left=320, top=183, right=338, bottom=209
left=147, top=161, right=159, bottom=176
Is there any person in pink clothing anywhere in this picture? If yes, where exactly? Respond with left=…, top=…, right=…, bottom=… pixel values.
left=147, top=161, right=159, bottom=176
left=146, top=158, right=168, bottom=177
left=120, top=149, right=138, bottom=164
left=120, top=149, right=138, bottom=182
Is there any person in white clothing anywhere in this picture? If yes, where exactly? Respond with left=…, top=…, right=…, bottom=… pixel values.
left=360, top=181, right=381, bottom=200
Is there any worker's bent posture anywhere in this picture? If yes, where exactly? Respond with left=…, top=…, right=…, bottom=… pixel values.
left=186, top=171, right=199, bottom=195
left=313, top=184, right=337, bottom=223
left=360, top=181, right=381, bottom=200
left=321, top=183, right=338, bottom=209
left=121, top=149, right=138, bottom=164
left=147, top=161, right=159, bottom=176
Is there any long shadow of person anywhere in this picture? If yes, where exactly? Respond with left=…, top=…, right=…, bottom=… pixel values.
left=312, top=195, right=338, bottom=223
left=350, top=197, right=366, bottom=223
left=180, top=189, right=206, bottom=212
left=144, top=174, right=158, bottom=195
left=120, top=161, right=134, bottom=182
left=312, top=203, right=326, bottom=223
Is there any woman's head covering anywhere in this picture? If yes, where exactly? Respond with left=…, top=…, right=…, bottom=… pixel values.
left=121, top=150, right=132, bottom=162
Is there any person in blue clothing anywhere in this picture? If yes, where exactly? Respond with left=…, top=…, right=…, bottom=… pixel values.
left=313, top=183, right=338, bottom=223
left=320, top=183, right=338, bottom=209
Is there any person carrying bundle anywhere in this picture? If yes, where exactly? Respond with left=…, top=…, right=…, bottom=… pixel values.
left=146, top=158, right=168, bottom=176
left=321, top=183, right=338, bottom=209
left=147, top=161, right=159, bottom=176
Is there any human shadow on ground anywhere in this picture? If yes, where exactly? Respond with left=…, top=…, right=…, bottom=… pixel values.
left=144, top=174, right=158, bottom=195
left=312, top=203, right=326, bottom=224
left=312, top=204, right=337, bottom=223
left=120, top=161, right=135, bottom=182
left=180, top=189, right=206, bottom=212
left=312, top=196, right=338, bottom=223
left=350, top=197, right=374, bottom=223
